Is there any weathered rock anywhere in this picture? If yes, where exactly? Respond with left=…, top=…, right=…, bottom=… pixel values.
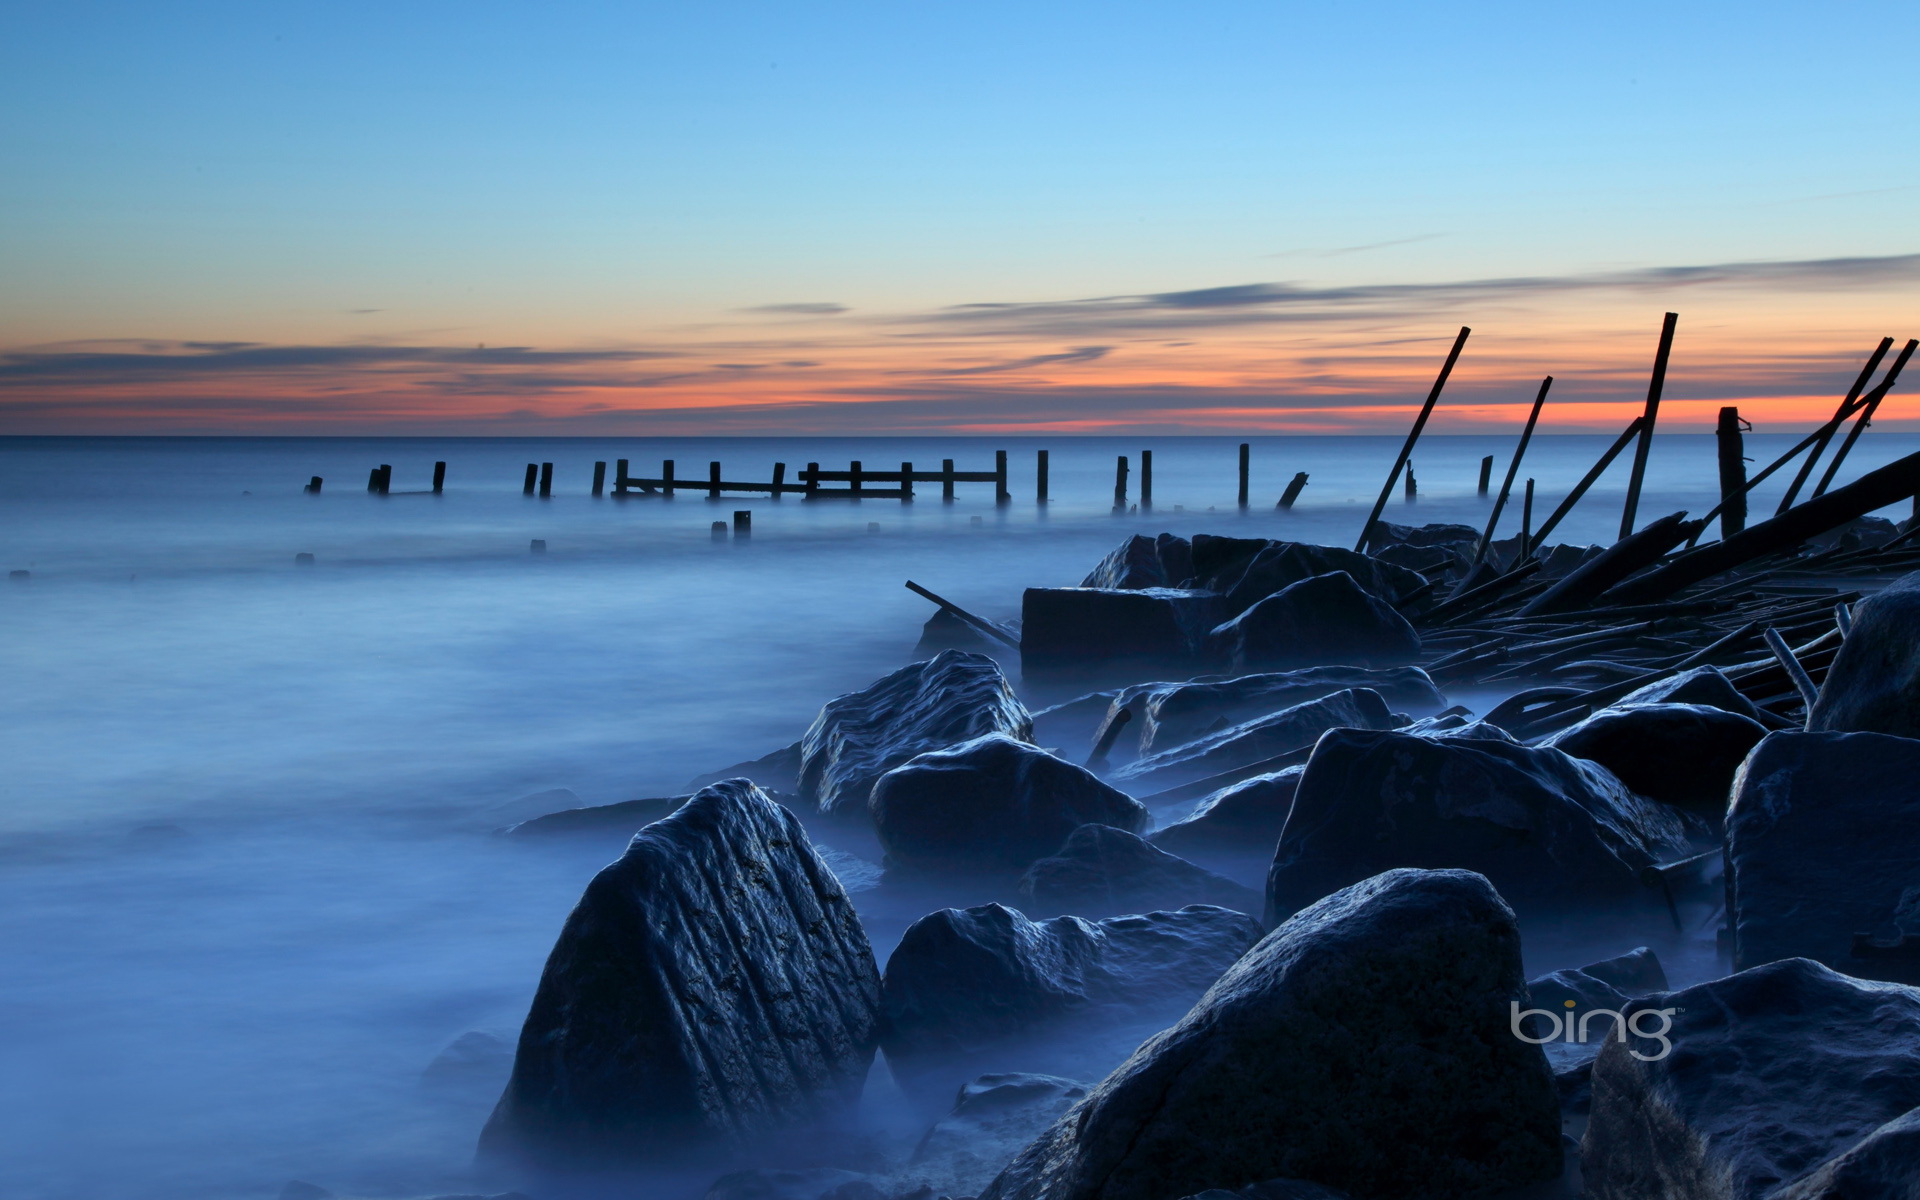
left=1209, top=573, right=1420, bottom=672
left=1129, top=666, right=1445, bottom=755
left=800, top=651, right=1032, bottom=819
left=1583, top=957, right=1920, bottom=1200
left=1546, top=702, right=1766, bottom=816
left=480, top=780, right=882, bottom=1168
left=1020, top=587, right=1222, bottom=672
left=880, top=903, right=1261, bottom=1095
left=1772, top=1107, right=1920, bottom=1200
left=1018, top=824, right=1261, bottom=916
left=1188, top=537, right=1428, bottom=616
left=903, top=1074, right=1090, bottom=1199
left=870, top=735, right=1148, bottom=874
left=1524, top=948, right=1668, bottom=1075
left=1112, top=688, right=1396, bottom=791
left=1266, top=727, right=1694, bottom=926
left=916, top=607, right=1001, bottom=655
left=1148, top=767, right=1303, bottom=860
left=1727, top=730, right=1920, bottom=982
left=1080, top=534, right=1193, bottom=590
left=691, top=740, right=807, bottom=793
left=1613, top=665, right=1778, bottom=725
left=978, top=869, right=1561, bottom=1200
left=1028, top=690, right=1122, bottom=755
left=1810, top=572, right=1920, bottom=738
left=704, top=1169, right=884, bottom=1200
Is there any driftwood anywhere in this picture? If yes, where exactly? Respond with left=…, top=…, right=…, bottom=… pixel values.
left=1776, top=338, right=1893, bottom=514
left=1473, top=376, right=1551, bottom=567
left=903, top=580, right=1020, bottom=648
left=1813, top=338, right=1918, bottom=499
left=1517, top=511, right=1699, bottom=617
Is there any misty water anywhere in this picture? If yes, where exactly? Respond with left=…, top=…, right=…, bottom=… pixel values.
left=3, top=432, right=1913, bottom=1200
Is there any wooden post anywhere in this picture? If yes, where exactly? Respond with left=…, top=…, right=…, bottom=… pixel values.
left=1238, top=443, right=1250, bottom=509
left=771, top=462, right=787, bottom=497
left=1474, top=376, right=1552, bottom=567
left=1530, top=417, right=1645, bottom=553
left=378, top=465, right=392, bottom=495
left=539, top=462, right=553, bottom=497
left=614, top=458, right=629, bottom=496
left=1279, top=472, right=1308, bottom=509
left=522, top=464, right=537, bottom=495
left=1815, top=338, right=1917, bottom=499
left=850, top=461, right=864, bottom=496
left=1356, top=325, right=1471, bottom=551
left=304, top=476, right=323, bottom=494
left=1620, top=311, right=1678, bottom=538
left=708, top=461, right=721, bottom=499
left=1521, top=478, right=1535, bottom=549
left=1478, top=456, right=1493, bottom=495
left=591, top=461, right=606, bottom=497
left=1113, top=455, right=1129, bottom=511
left=901, top=461, right=914, bottom=503
left=995, top=449, right=1010, bottom=503
left=1404, top=461, right=1417, bottom=501
left=806, top=462, right=820, bottom=496
left=942, top=459, right=956, bottom=502
left=662, top=459, right=676, bottom=496
left=369, top=467, right=383, bottom=493
left=1778, top=338, right=1893, bottom=514
left=732, top=510, right=751, bottom=539
left=1036, top=450, right=1049, bottom=503
left=1716, top=407, right=1748, bottom=539
left=432, top=461, right=447, bottom=493
left=1141, top=450, right=1153, bottom=509
left=710, top=521, right=728, bottom=543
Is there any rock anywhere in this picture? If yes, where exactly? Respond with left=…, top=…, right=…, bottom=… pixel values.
left=1080, top=533, right=1193, bottom=590
left=1266, top=727, right=1694, bottom=926
left=422, top=1030, right=513, bottom=1090
left=1112, top=688, right=1396, bottom=792
left=1188, top=537, right=1428, bottom=616
left=1208, top=573, right=1420, bottom=672
left=1148, top=768, right=1302, bottom=861
left=1727, top=730, right=1920, bottom=982
left=1029, top=691, right=1123, bottom=755
left=502, top=794, right=687, bottom=837
left=487, top=787, right=585, bottom=826
left=1523, top=948, right=1668, bottom=1074
left=903, top=1074, right=1090, bottom=1199
left=704, top=1168, right=884, bottom=1200
left=978, top=869, right=1561, bottom=1200
left=800, top=651, right=1032, bottom=819
left=1810, top=572, right=1920, bottom=738
left=880, top=902, right=1261, bottom=1096
left=917, top=608, right=1001, bottom=656
left=479, top=780, right=882, bottom=1169
left=1613, top=664, right=1778, bottom=725
left=1546, top=702, right=1766, bottom=816
left=1582, top=957, right=1920, bottom=1200
left=1020, top=587, right=1222, bottom=673
left=869, top=735, right=1149, bottom=874
left=690, top=741, right=808, bottom=794
left=1129, top=666, right=1445, bottom=756
left=1772, top=1107, right=1920, bottom=1200
left=1018, top=825, right=1261, bottom=916
left=1806, top=513, right=1898, bottom=553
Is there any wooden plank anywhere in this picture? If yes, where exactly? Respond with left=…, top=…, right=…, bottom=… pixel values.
left=1356, top=325, right=1470, bottom=551
left=1777, top=338, right=1893, bottom=514
left=1473, top=376, right=1552, bottom=567
left=903, top=580, right=1021, bottom=648
left=1813, top=338, right=1917, bottom=498
left=1619, top=311, right=1678, bottom=538
left=1279, top=471, right=1308, bottom=509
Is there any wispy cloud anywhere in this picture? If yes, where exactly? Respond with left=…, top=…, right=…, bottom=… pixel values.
left=0, top=340, right=677, bottom=386
left=740, top=302, right=849, bottom=315
left=918, top=345, right=1111, bottom=375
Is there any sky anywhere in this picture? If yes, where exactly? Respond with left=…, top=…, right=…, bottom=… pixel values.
left=3, top=1, right=1917, bottom=435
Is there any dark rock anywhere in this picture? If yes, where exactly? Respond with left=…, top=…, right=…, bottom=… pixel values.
left=1148, top=767, right=1302, bottom=860
left=1112, top=687, right=1397, bottom=792
left=1129, top=666, right=1445, bottom=755
left=1209, top=573, right=1420, bottom=672
left=917, top=608, right=1001, bottom=656
left=1080, top=534, right=1193, bottom=590
left=903, top=1074, right=1090, bottom=1199
left=800, top=651, right=1032, bottom=819
left=1806, top=513, right=1898, bottom=553
left=1524, top=948, right=1668, bottom=1076
left=480, top=780, right=882, bottom=1168
left=1810, top=572, right=1920, bottom=738
left=1020, top=587, right=1222, bottom=672
left=880, top=902, right=1261, bottom=1096
left=1187, top=537, right=1428, bottom=617
left=502, top=794, right=687, bottom=838
left=1613, top=665, right=1778, bottom=725
left=870, top=735, right=1148, bottom=874
left=422, top=1030, right=513, bottom=1090
left=978, top=869, right=1561, bottom=1200
left=1583, top=957, right=1920, bottom=1200
left=1029, top=690, right=1122, bottom=755
left=1727, top=730, right=1920, bottom=982
left=1773, top=1107, right=1920, bottom=1200
left=487, top=786, right=585, bottom=826
left=1266, top=728, right=1694, bottom=926
left=692, top=741, right=808, bottom=793
left=1545, top=702, right=1765, bottom=816
left=705, top=1169, right=883, bottom=1200
left=1018, top=824, right=1261, bottom=916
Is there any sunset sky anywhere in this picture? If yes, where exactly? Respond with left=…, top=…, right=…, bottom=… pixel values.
left=4, top=1, right=1917, bottom=435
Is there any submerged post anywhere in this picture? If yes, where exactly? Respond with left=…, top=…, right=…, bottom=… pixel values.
left=1113, top=455, right=1129, bottom=511
left=710, top=521, right=728, bottom=543
left=771, top=462, right=787, bottom=497
left=1036, top=450, right=1049, bottom=503
left=1478, top=456, right=1493, bottom=495
left=733, top=510, right=751, bottom=539
left=901, top=461, right=914, bottom=502
left=539, top=462, right=553, bottom=497
left=432, top=461, right=447, bottom=493
left=304, top=476, right=323, bottom=494
left=1716, top=407, right=1748, bottom=539
left=591, top=461, right=606, bottom=497
left=522, top=464, right=537, bottom=495
left=805, top=462, right=820, bottom=497
left=377, top=465, right=392, bottom=495
left=1404, top=461, right=1417, bottom=501
left=941, top=459, right=956, bottom=502
left=1141, top=450, right=1153, bottom=509
left=1620, top=311, right=1679, bottom=539
left=850, top=460, right=864, bottom=496
left=1279, top=472, right=1309, bottom=509
left=995, top=450, right=1010, bottom=504
left=614, top=458, right=630, bottom=497
left=662, top=459, right=676, bottom=496
left=708, top=461, right=721, bottom=499
left=1238, top=443, right=1250, bottom=509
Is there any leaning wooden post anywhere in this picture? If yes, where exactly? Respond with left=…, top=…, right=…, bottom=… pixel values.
left=662, top=459, right=676, bottom=496
left=539, top=462, right=553, bottom=497
left=1521, top=478, right=1535, bottom=549
left=805, top=462, right=820, bottom=497
left=1237, top=443, right=1250, bottom=509
left=1356, top=325, right=1471, bottom=551
left=1141, top=450, right=1154, bottom=509
left=995, top=450, right=1010, bottom=504
left=614, top=458, right=629, bottom=497
left=1716, top=407, right=1748, bottom=538
left=708, top=461, right=721, bottom=499
left=771, top=462, right=788, bottom=498
left=368, top=467, right=383, bottom=493
left=1814, top=338, right=1917, bottom=499
left=941, top=459, right=956, bottom=502
left=1779, top=338, right=1893, bottom=514
left=1036, top=451, right=1049, bottom=503
left=1619, top=311, right=1678, bottom=539
left=591, top=461, right=606, bottom=497
left=1473, top=376, right=1552, bottom=568
left=522, top=464, right=537, bottom=495
left=304, top=476, right=323, bottom=494
left=1530, top=417, right=1645, bottom=553
left=1278, top=472, right=1308, bottom=509
left=1113, top=455, right=1129, bottom=511
left=432, top=461, right=447, bottom=493
left=901, top=461, right=914, bottom=503
left=1478, top=456, right=1493, bottom=495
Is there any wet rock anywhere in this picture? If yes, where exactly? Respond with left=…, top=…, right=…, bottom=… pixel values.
left=1209, top=573, right=1420, bottom=672
left=705, top=1168, right=884, bottom=1200
left=880, top=902, right=1261, bottom=1097
left=1113, top=688, right=1396, bottom=792
left=1546, top=702, right=1765, bottom=816
left=1613, top=664, right=1779, bottom=725
left=903, top=1074, right=1090, bottom=1199
left=917, top=607, right=1001, bottom=656
left=1524, top=948, right=1668, bottom=1076
left=800, top=651, right=1032, bottom=819
left=1018, top=824, right=1261, bottom=916
left=1727, top=730, right=1920, bottom=982
left=1810, top=572, right=1920, bottom=738
left=1583, top=957, right=1920, bottom=1200
left=869, top=735, right=1148, bottom=874
left=1188, top=537, right=1427, bottom=616
left=1266, top=728, right=1694, bottom=926
left=978, top=869, right=1561, bottom=1200
left=1129, top=666, right=1445, bottom=755
left=480, top=780, right=882, bottom=1169
left=1020, top=587, right=1222, bottom=673
left=1773, top=1107, right=1920, bottom=1200
left=1148, top=767, right=1302, bottom=861
left=1080, top=533, right=1193, bottom=590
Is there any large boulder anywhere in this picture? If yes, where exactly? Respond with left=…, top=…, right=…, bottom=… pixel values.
left=1148, top=767, right=1303, bottom=862
left=1020, top=587, right=1222, bottom=673
left=1018, top=824, right=1262, bottom=916
left=1614, top=664, right=1777, bottom=724
left=800, top=650, right=1032, bottom=819
left=1523, top=947, right=1668, bottom=1077
left=1546, top=702, right=1766, bottom=817
left=879, top=902, right=1261, bottom=1097
left=1583, top=957, right=1920, bottom=1200
left=1810, top=572, right=1920, bottom=738
left=1266, top=727, right=1695, bottom=926
left=1209, top=573, right=1420, bottom=672
left=479, top=781, right=882, bottom=1169
left=1187, top=537, right=1428, bottom=617
left=1727, top=730, right=1920, bottom=983
left=901, top=1074, right=1090, bottom=1199
left=869, top=734, right=1148, bottom=874
left=1129, top=666, right=1445, bottom=756
left=978, top=869, right=1562, bottom=1200
left=1080, top=534, right=1193, bottom=590
left=1111, top=688, right=1396, bottom=792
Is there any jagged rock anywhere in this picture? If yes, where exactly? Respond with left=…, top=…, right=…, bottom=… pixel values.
left=1029, top=690, right=1122, bottom=755
left=1613, top=665, right=1780, bottom=725
left=1113, top=688, right=1396, bottom=792
left=903, top=1074, right=1090, bottom=1199
left=1773, top=1107, right=1920, bottom=1200
left=1018, top=824, right=1261, bottom=916
left=917, top=607, right=1000, bottom=655
left=1187, top=536, right=1428, bottom=616
left=1128, top=666, right=1445, bottom=755
left=1080, top=534, right=1193, bottom=590
left=1583, top=957, right=1920, bottom=1200
left=978, top=869, right=1561, bottom=1200
left=704, top=1169, right=884, bottom=1200
left=880, top=903, right=1261, bottom=1096
left=1266, top=727, right=1694, bottom=926
left=503, top=794, right=687, bottom=837
left=1148, top=767, right=1302, bottom=860
left=1727, top=730, right=1920, bottom=983
left=1484, top=537, right=1603, bottom=578
left=1209, top=573, right=1420, bottom=672
left=1811, top=572, right=1920, bottom=738
left=480, top=780, right=882, bottom=1168
left=1020, top=587, right=1222, bottom=672
left=869, top=735, right=1148, bottom=874
left=1546, top=702, right=1766, bottom=816
left=800, top=651, right=1032, bottom=819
